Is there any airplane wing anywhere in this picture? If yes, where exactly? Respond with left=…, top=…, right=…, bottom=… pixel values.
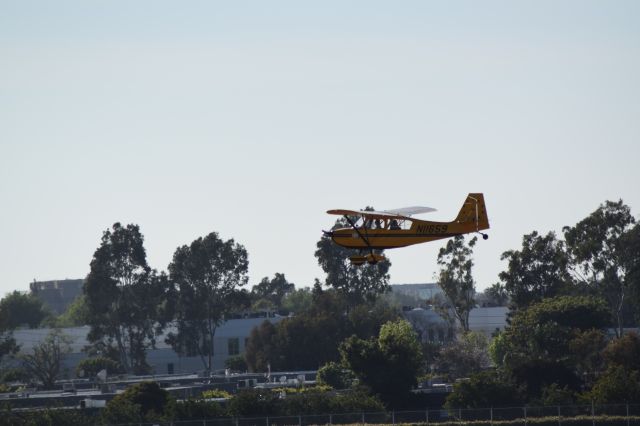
left=383, top=206, right=437, bottom=216
left=326, top=206, right=436, bottom=220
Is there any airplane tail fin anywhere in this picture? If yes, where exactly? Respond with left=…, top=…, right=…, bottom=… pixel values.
left=455, top=193, right=490, bottom=231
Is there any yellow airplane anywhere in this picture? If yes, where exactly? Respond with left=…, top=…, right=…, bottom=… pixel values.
left=324, top=193, right=489, bottom=265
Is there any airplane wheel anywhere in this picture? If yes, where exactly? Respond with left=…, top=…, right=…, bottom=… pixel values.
left=483, top=234, right=489, bottom=240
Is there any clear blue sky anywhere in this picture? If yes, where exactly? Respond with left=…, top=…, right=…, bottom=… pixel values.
left=1, top=1, right=639, bottom=295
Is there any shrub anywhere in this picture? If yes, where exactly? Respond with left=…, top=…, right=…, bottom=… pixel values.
left=76, top=356, right=122, bottom=378
left=202, top=389, right=232, bottom=399
left=317, top=362, right=354, bottom=389
left=102, top=381, right=172, bottom=424
left=225, top=355, right=248, bottom=372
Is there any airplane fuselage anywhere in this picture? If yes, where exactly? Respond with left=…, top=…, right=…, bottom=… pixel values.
left=330, top=219, right=484, bottom=250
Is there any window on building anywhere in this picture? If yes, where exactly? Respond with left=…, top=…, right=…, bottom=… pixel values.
left=228, top=337, right=240, bottom=356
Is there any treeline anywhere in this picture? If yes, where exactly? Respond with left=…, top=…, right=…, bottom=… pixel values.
left=1, top=199, right=639, bottom=410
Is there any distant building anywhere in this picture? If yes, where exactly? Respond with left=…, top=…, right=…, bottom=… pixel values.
left=12, top=315, right=285, bottom=377
left=394, top=283, right=508, bottom=342
left=392, top=283, right=443, bottom=301
left=30, top=279, right=84, bottom=314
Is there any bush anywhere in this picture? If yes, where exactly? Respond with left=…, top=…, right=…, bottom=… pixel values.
left=201, top=389, right=232, bottom=399
left=225, top=355, right=247, bottom=372
left=167, top=399, right=226, bottom=420
left=445, top=370, right=522, bottom=409
left=102, top=381, right=172, bottom=423
left=317, top=362, right=354, bottom=389
left=76, top=356, right=122, bottom=378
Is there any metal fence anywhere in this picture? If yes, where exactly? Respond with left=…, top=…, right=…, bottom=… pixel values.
left=111, top=404, right=640, bottom=426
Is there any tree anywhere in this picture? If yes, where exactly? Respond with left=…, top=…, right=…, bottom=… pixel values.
left=434, top=331, right=490, bottom=379
left=435, top=235, right=477, bottom=331
left=315, top=215, right=391, bottom=308
left=476, top=282, right=509, bottom=307
left=588, top=366, right=640, bottom=403
left=84, top=223, right=167, bottom=374
left=102, top=381, right=172, bottom=424
left=317, top=361, right=354, bottom=389
left=602, top=331, right=640, bottom=371
left=563, top=200, right=636, bottom=336
left=0, top=291, right=49, bottom=329
left=167, top=232, right=249, bottom=371
left=21, top=329, right=72, bottom=389
left=52, top=294, right=90, bottom=327
left=245, top=320, right=279, bottom=372
left=225, top=355, right=247, bottom=372
left=244, top=290, right=399, bottom=372
left=340, top=320, right=423, bottom=404
left=76, top=356, right=122, bottom=378
left=281, top=287, right=313, bottom=314
left=500, top=295, right=610, bottom=370
left=445, top=370, right=521, bottom=409
left=498, top=231, right=572, bottom=312
left=251, top=273, right=295, bottom=310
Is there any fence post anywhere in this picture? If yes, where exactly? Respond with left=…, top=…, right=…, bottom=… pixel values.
left=557, top=406, right=561, bottom=426
left=362, top=411, right=365, bottom=424
left=459, top=408, right=462, bottom=421
left=203, top=418, right=207, bottom=426
left=392, top=410, right=396, bottom=425
left=266, top=416, right=269, bottom=426
left=627, top=404, right=630, bottom=426
left=235, top=416, right=239, bottom=426
left=426, top=409, right=429, bottom=425
left=591, top=401, right=595, bottom=426
left=329, top=414, right=332, bottom=425
left=299, top=414, right=302, bottom=426
left=524, top=406, right=527, bottom=426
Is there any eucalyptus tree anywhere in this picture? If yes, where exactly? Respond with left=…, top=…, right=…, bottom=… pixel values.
left=84, top=223, right=167, bottom=374
left=435, top=235, right=478, bottom=332
left=166, top=232, right=249, bottom=371
left=563, top=200, right=637, bottom=336
left=315, top=214, right=390, bottom=308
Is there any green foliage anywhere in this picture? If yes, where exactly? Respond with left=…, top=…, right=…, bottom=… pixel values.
left=588, top=366, right=640, bottom=403
left=563, top=200, right=637, bottom=336
left=225, top=354, right=247, bottom=372
left=226, top=389, right=281, bottom=416
left=436, top=235, right=478, bottom=331
left=499, top=231, right=572, bottom=312
left=226, top=388, right=384, bottom=417
left=251, top=273, right=294, bottom=309
left=76, top=356, right=122, bottom=378
left=281, top=287, right=313, bottom=314
left=435, top=331, right=490, bottom=380
left=102, top=381, right=172, bottom=423
left=317, top=361, right=354, bottom=389
left=315, top=215, right=391, bottom=307
left=500, top=295, right=609, bottom=369
left=537, top=383, right=576, bottom=406
left=201, top=388, right=232, bottom=398
left=245, top=291, right=399, bottom=372
left=477, top=282, right=509, bottom=307
left=167, top=398, right=226, bottom=420
left=340, top=319, right=423, bottom=405
left=53, top=294, right=90, bottom=327
left=84, top=223, right=168, bottom=374
left=20, top=328, right=72, bottom=389
left=271, top=385, right=332, bottom=394
left=445, top=370, right=522, bottom=409
left=0, top=291, right=49, bottom=329
left=488, top=331, right=508, bottom=367
left=510, top=359, right=580, bottom=400
left=245, top=320, right=278, bottom=372
left=166, top=231, right=249, bottom=371
left=602, top=331, right=640, bottom=371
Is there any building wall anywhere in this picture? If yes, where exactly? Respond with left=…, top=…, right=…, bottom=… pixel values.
left=29, top=279, right=84, bottom=315
left=11, top=316, right=285, bottom=377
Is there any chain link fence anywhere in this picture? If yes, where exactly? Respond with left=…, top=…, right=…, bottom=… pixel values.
left=109, top=404, right=640, bottom=426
